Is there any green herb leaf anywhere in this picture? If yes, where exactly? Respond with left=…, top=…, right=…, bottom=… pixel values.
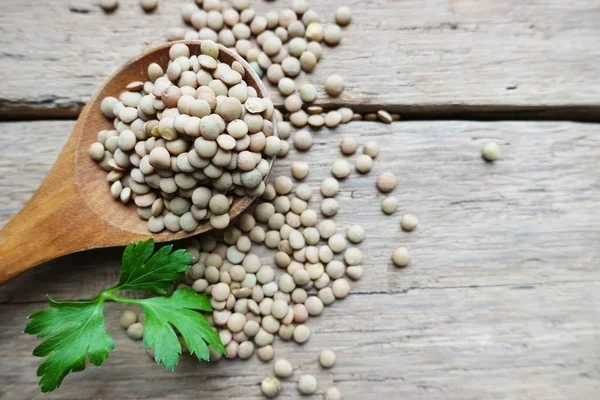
left=134, top=287, right=224, bottom=370
left=25, top=239, right=223, bottom=393
left=24, top=298, right=114, bottom=392
left=117, top=239, right=193, bottom=295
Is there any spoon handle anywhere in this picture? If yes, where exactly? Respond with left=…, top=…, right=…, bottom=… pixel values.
left=0, top=173, right=88, bottom=284
left=0, top=132, right=106, bottom=284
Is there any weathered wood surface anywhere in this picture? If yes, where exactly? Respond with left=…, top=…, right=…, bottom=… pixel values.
left=2, top=283, right=599, bottom=400
left=1, top=120, right=599, bottom=399
left=2, top=0, right=600, bottom=118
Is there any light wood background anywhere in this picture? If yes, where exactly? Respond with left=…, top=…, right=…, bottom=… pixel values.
left=1, top=0, right=599, bottom=399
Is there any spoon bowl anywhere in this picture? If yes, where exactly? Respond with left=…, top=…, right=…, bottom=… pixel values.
left=0, top=41, right=276, bottom=284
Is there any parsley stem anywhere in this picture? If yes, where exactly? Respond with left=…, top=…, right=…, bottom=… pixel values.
left=103, top=292, right=142, bottom=305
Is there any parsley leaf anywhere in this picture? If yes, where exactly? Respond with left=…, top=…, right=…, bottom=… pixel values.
left=133, top=287, right=224, bottom=370
left=117, top=240, right=192, bottom=295
left=25, top=240, right=223, bottom=393
left=24, top=298, right=114, bottom=393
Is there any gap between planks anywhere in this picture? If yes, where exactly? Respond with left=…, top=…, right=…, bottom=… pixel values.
left=3, top=105, right=600, bottom=122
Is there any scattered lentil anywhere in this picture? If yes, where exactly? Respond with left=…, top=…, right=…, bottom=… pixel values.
left=300, top=83, right=317, bottom=103
left=376, top=110, right=393, bottom=124
left=257, top=345, right=275, bottom=361
left=298, top=374, right=318, bottom=395
left=376, top=172, right=397, bottom=193
left=400, top=214, right=418, bottom=231
left=331, top=159, right=351, bottom=178
left=274, top=359, right=294, bottom=378
left=119, top=310, right=138, bottom=329
left=323, top=387, right=343, bottom=400
left=292, top=161, right=309, bottom=180
left=355, top=154, right=373, bottom=173
left=320, top=177, right=339, bottom=197
left=261, top=377, right=281, bottom=398
left=293, top=129, right=313, bottom=151
left=325, top=74, right=344, bottom=96
left=482, top=142, right=500, bottom=162
left=293, top=324, right=311, bottom=343
left=346, top=265, right=363, bottom=280
left=126, top=322, right=144, bottom=340
left=335, top=6, right=351, bottom=26
left=381, top=196, right=398, bottom=214
left=100, top=0, right=119, bottom=12
left=340, top=137, right=357, bottom=155
left=140, top=0, right=158, bottom=12
left=392, top=247, right=410, bottom=267
left=332, top=278, right=350, bottom=299
left=321, top=198, right=339, bottom=217
left=319, top=349, right=336, bottom=368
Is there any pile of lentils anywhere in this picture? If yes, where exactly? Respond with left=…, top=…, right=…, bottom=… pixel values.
left=117, top=131, right=418, bottom=397
left=169, top=0, right=369, bottom=129
left=168, top=0, right=400, bottom=124
left=96, top=1, right=432, bottom=398
left=120, top=170, right=368, bottom=397
left=89, top=42, right=284, bottom=233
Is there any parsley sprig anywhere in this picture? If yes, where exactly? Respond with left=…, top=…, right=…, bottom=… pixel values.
left=24, top=239, right=225, bottom=393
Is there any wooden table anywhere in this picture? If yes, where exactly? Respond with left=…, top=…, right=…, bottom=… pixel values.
left=1, top=1, right=599, bottom=399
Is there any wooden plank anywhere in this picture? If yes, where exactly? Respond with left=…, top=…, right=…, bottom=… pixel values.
left=1, top=0, right=600, bottom=117
left=1, top=119, right=599, bottom=303
left=1, top=120, right=599, bottom=397
left=1, top=283, right=599, bottom=399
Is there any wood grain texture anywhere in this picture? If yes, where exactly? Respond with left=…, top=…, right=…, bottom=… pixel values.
left=1, top=120, right=599, bottom=398
left=2, top=0, right=600, bottom=117
left=2, top=120, right=599, bottom=300
left=2, top=282, right=599, bottom=400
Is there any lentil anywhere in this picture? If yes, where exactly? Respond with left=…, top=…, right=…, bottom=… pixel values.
left=392, top=247, right=410, bottom=267
left=257, top=345, right=275, bottom=361
left=332, top=278, right=350, bottom=299
left=377, top=109, right=393, bottom=124
left=100, top=0, right=119, bottom=12
left=381, top=196, right=398, bottom=214
left=298, top=374, right=318, bottom=395
left=331, top=159, right=351, bottom=178
left=292, top=162, right=309, bottom=180
left=324, top=387, right=343, bottom=400
left=318, top=287, right=335, bottom=305
left=126, top=323, right=144, bottom=340
left=317, top=220, right=336, bottom=239
left=320, top=177, right=339, bottom=197
left=344, top=247, right=363, bottom=265
left=355, top=154, right=373, bottom=173
left=307, top=114, right=325, bottom=128
left=482, top=142, right=500, bottom=161
left=278, top=77, right=295, bottom=95
left=319, top=349, right=336, bottom=368
left=300, top=83, right=317, bottom=103
left=400, top=214, right=418, bottom=231
left=325, top=74, right=344, bottom=96
left=119, top=310, right=138, bottom=329
left=321, top=198, right=339, bottom=217
left=305, top=296, right=324, bottom=316
left=363, top=140, right=379, bottom=158
left=346, top=265, right=363, bottom=280
left=335, top=6, right=351, bottom=26
left=376, top=171, right=397, bottom=193
left=293, top=324, right=311, bottom=343
left=340, top=137, right=357, bottom=155
left=261, top=377, right=281, bottom=398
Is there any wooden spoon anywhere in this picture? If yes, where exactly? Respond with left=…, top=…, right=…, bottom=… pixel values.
left=0, top=41, right=276, bottom=284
